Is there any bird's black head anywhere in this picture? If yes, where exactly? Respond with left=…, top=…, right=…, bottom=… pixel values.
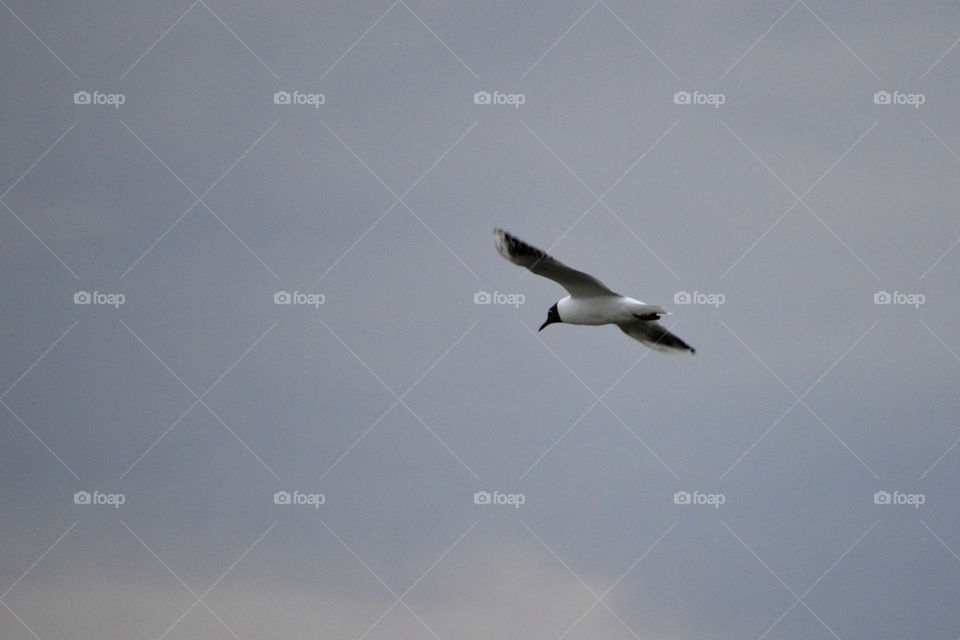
left=538, top=303, right=561, bottom=332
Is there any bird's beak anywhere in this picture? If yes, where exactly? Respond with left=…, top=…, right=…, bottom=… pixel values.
left=538, top=318, right=552, bottom=332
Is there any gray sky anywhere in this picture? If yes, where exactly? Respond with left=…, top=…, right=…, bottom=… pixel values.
left=2, top=2, right=960, bottom=639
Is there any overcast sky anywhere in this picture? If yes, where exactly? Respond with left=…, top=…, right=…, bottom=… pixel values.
left=2, top=2, right=960, bottom=639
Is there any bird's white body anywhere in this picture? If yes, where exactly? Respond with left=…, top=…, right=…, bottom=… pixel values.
left=493, top=229, right=695, bottom=355
left=557, top=295, right=666, bottom=326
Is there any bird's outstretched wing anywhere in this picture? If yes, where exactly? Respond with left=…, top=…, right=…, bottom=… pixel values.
left=494, top=229, right=618, bottom=298
left=618, top=319, right=696, bottom=355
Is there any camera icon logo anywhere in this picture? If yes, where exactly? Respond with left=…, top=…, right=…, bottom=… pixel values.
left=873, top=490, right=891, bottom=505
left=74, top=91, right=91, bottom=105
left=274, top=291, right=291, bottom=305
left=473, top=491, right=491, bottom=505
left=873, top=91, right=891, bottom=105
left=474, top=290, right=492, bottom=304
left=673, top=91, right=691, bottom=105
left=673, top=291, right=691, bottom=305
left=473, top=91, right=491, bottom=105
left=673, top=491, right=691, bottom=505
left=274, top=91, right=291, bottom=105
left=273, top=490, right=291, bottom=505
left=74, top=291, right=92, bottom=304
left=74, top=491, right=91, bottom=504
left=873, top=291, right=891, bottom=304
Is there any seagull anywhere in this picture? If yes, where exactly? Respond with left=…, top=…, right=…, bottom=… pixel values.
left=494, top=229, right=695, bottom=355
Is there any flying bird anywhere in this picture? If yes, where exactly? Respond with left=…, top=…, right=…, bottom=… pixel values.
left=494, top=229, right=695, bottom=355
